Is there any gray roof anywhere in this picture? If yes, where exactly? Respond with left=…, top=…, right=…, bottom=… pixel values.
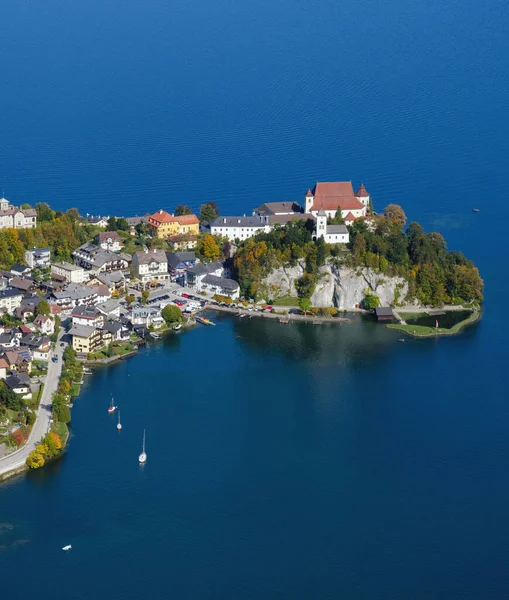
left=201, top=274, right=239, bottom=291
left=268, top=213, right=315, bottom=226
left=97, top=271, right=125, bottom=285
left=326, top=225, right=348, bottom=234
left=52, top=261, right=83, bottom=272
left=125, top=215, right=149, bottom=226
left=210, top=215, right=268, bottom=228
left=53, top=284, right=97, bottom=301
left=375, top=307, right=394, bottom=317
left=188, top=261, right=222, bottom=276
left=254, top=201, right=304, bottom=216
left=5, top=373, right=31, bottom=389
left=166, top=253, right=184, bottom=269
left=104, top=320, right=122, bottom=334
left=175, top=251, right=196, bottom=262
left=133, top=249, right=167, bottom=265
left=0, top=288, right=23, bottom=299
left=27, top=247, right=50, bottom=254
left=72, top=305, right=101, bottom=318
left=96, top=299, right=120, bottom=315
left=69, top=324, right=97, bottom=338
left=20, top=334, right=50, bottom=348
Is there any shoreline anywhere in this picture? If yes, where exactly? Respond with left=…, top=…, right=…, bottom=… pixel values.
left=0, top=304, right=481, bottom=482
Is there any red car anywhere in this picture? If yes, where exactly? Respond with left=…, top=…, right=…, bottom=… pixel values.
left=265, top=306, right=273, bottom=311
left=181, top=293, right=190, bottom=298
left=175, top=301, right=184, bottom=306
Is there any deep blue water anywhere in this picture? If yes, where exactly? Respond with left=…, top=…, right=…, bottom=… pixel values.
left=1, top=0, right=509, bottom=597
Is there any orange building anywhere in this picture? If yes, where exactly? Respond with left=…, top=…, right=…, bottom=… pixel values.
left=147, top=210, right=200, bottom=239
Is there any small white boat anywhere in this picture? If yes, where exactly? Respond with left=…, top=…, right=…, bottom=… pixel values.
left=117, top=411, right=122, bottom=431
left=138, top=429, right=147, bottom=464
left=62, top=545, right=72, bottom=551
left=173, top=323, right=182, bottom=331
left=472, top=208, right=480, bottom=213
left=108, top=396, right=117, bottom=414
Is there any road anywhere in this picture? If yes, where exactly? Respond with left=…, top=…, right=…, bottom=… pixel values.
left=0, top=330, right=65, bottom=478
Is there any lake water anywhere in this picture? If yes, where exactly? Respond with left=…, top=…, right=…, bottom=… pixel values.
left=1, top=0, right=509, bottom=597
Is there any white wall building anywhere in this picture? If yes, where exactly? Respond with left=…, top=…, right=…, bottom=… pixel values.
left=25, top=248, right=51, bottom=268
left=51, top=262, right=87, bottom=284
left=132, top=249, right=168, bottom=285
left=210, top=215, right=271, bottom=242
left=304, top=182, right=369, bottom=222
left=0, top=197, right=37, bottom=229
left=315, top=209, right=349, bottom=244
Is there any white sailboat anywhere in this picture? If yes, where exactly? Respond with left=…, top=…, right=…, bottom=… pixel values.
left=62, top=544, right=72, bottom=551
left=117, top=411, right=122, bottom=431
left=138, top=429, right=147, bottom=463
left=108, top=396, right=117, bottom=414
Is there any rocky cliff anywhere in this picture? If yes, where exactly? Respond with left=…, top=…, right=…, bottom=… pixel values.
left=262, top=262, right=410, bottom=309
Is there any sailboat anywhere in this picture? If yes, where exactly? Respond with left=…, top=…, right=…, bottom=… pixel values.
left=108, top=397, right=117, bottom=414
left=138, top=429, right=147, bottom=464
left=117, top=411, right=122, bottom=431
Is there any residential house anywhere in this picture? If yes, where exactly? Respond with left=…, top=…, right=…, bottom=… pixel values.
left=51, top=284, right=98, bottom=311
left=253, top=201, right=304, bottom=216
left=130, top=307, right=164, bottom=328
left=94, top=271, right=125, bottom=292
left=69, top=324, right=112, bottom=355
left=96, top=299, right=121, bottom=319
left=72, top=242, right=130, bottom=275
left=210, top=215, right=271, bottom=242
left=25, top=247, right=51, bottom=268
left=147, top=210, right=200, bottom=239
left=4, top=373, right=32, bottom=399
left=304, top=182, right=370, bottom=222
left=51, top=262, right=86, bottom=284
left=89, top=284, right=110, bottom=304
left=11, top=264, right=32, bottom=277
left=71, top=305, right=104, bottom=328
left=132, top=249, right=168, bottom=286
left=104, top=320, right=130, bottom=341
left=0, top=331, right=20, bottom=350
left=96, top=231, right=121, bottom=251
left=186, top=261, right=223, bottom=289
left=198, top=274, right=240, bottom=299
left=0, top=288, right=24, bottom=313
left=167, top=233, right=198, bottom=250
left=166, top=252, right=191, bottom=283
left=0, top=197, right=37, bottom=229
left=314, top=209, right=350, bottom=245
left=125, top=215, right=149, bottom=236
left=87, top=216, right=109, bottom=228
left=3, top=350, right=31, bottom=374
left=20, top=334, right=51, bottom=361
left=33, top=314, right=55, bottom=335
left=10, top=276, right=35, bottom=293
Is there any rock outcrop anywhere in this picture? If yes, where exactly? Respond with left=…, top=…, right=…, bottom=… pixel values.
left=261, top=262, right=411, bottom=309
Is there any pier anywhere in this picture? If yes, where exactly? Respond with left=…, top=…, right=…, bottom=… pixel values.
left=200, top=304, right=350, bottom=324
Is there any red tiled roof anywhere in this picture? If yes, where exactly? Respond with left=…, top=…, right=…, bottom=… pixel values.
left=355, top=184, right=369, bottom=197
left=305, top=188, right=313, bottom=196
left=175, top=214, right=199, bottom=225
left=343, top=211, right=356, bottom=222
left=148, top=210, right=176, bottom=225
left=311, top=182, right=365, bottom=212
left=0, top=358, right=8, bottom=369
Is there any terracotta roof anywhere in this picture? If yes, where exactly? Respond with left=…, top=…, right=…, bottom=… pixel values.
left=355, top=184, right=369, bottom=197
left=343, top=211, right=356, bottom=222
left=311, top=182, right=365, bottom=212
left=0, top=358, right=8, bottom=369
left=305, top=189, right=313, bottom=196
left=148, top=210, right=176, bottom=225
left=175, top=214, right=199, bottom=225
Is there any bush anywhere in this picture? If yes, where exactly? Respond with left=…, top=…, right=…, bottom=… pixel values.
left=363, top=293, right=380, bottom=310
left=26, top=451, right=45, bottom=469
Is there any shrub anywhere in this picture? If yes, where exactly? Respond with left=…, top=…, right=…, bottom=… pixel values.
left=26, top=451, right=45, bottom=469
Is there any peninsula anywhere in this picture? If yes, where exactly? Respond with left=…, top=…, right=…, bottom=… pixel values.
left=0, top=181, right=483, bottom=478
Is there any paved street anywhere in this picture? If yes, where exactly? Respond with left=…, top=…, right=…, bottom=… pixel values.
left=0, top=331, right=65, bottom=477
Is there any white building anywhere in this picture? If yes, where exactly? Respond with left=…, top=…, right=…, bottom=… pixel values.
left=198, top=274, right=240, bottom=299
left=97, top=231, right=121, bottom=251
left=132, top=249, right=168, bottom=285
left=25, top=248, right=51, bottom=268
left=0, top=289, right=24, bottom=313
left=71, top=306, right=105, bottom=328
left=51, top=262, right=86, bottom=284
left=0, top=197, right=37, bottom=229
left=72, top=242, right=130, bottom=275
left=304, top=182, right=370, bottom=223
left=315, top=209, right=349, bottom=244
left=210, top=215, right=271, bottom=242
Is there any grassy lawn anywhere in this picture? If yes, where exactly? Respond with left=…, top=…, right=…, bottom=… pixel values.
left=70, top=384, right=81, bottom=397
left=388, top=310, right=480, bottom=337
left=51, top=421, right=69, bottom=444
left=272, top=296, right=299, bottom=307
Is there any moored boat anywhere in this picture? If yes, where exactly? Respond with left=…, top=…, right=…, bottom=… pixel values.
left=173, top=323, right=182, bottom=330
left=195, top=316, right=215, bottom=326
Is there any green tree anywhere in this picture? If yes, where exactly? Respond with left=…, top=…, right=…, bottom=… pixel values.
left=141, top=290, right=150, bottom=304
left=363, top=292, right=380, bottom=310
left=175, top=205, right=192, bottom=216
left=0, top=382, right=22, bottom=411
left=35, top=299, right=50, bottom=316
left=199, top=202, right=219, bottom=223
left=54, top=403, right=71, bottom=424
left=35, top=202, right=55, bottom=222
left=107, top=216, right=118, bottom=231
left=115, top=217, right=129, bottom=231
left=26, top=451, right=45, bottom=469
left=329, top=207, right=345, bottom=225
left=65, top=208, right=81, bottom=222
left=161, top=304, right=183, bottom=325
left=299, top=297, right=312, bottom=313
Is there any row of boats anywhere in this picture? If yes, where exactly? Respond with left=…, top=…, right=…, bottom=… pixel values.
left=108, top=398, right=146, bottom=463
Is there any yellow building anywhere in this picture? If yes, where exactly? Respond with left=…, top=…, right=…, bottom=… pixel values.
left=147, top=210, right=200, bottom=239
left=69, top=324, right=112, bottom=355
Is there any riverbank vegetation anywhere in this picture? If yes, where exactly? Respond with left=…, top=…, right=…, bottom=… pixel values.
left=388, top=306, right=481, bottom=337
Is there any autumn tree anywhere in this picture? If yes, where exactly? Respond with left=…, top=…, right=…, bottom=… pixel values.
left=384, top=204, right=407, bottom=227
left=126, top=294, right=136, bottom=306
left=199, top=234, right=221, bottom=262
left=141, top=290, right=150, bottom=304
left=26, top=450, right=45, bottom=469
